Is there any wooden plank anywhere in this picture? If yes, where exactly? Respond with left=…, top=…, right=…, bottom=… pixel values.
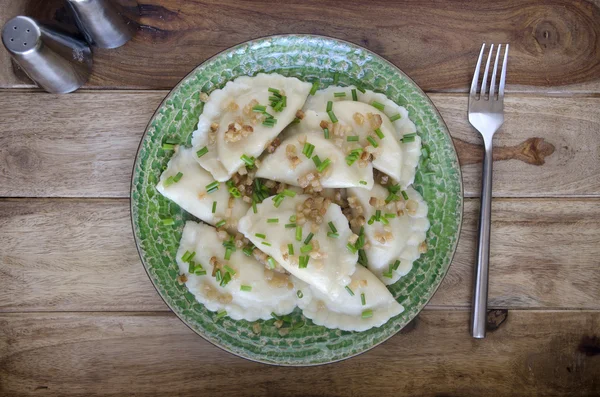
left=0, top=91, right=598, bottom=198
left=0, top=310, right=598, bottom=396
left=2, top=0, right=600, bottom=92
left=1, top=198, right=599, bottom=312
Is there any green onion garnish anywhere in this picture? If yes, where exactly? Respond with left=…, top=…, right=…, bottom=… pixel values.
left=215, top=219, right=226, bottom=228
left=267, top=257, right=276, bottom=269
left=224, top=265, right=236, bottom=275
left=389, top=113, right=402, bottom=122
left=243, top=245, right=254, bottom=256
left=255, top=233, right=266, bottom=239
left=211, top=201, right=217, bottom=213
left=371, top=101, right=385, bottom=111
left=206, top=181, right=219, bottom=193
left=385, top=193, right=399, bottom=203
left=367, top=216, right=375, bottom=225
left=382, top=271, right=393, bottom=278
left=358, top=249, right=368, bottom=267
left=367, top=136, right=378, bottom=147
left=356, top=86, right=366, bottom=93
left=327, top=232, right=339, bottom=238
left=297, top=290, right=303, bottom=298
left=283, top=189, right=296, bottom=197
left=300, top=244, right=313, bottom=253
left=195, top=269, right=207, bottom=276
left=285, top=223, right=297, bottom=228
left=345, top=148, right=363, bottom=166
left=328, top=221, right=337, bottom=233
left=310, top=81, right=319, bottom=95
left=402, top=135, right=416, bottom=143
left=268, top=87, right=280, bottom=94
left=291, top=117, right=301, bottom=124
left=361, top=293, right=366, bottom=306
left=347, top=136, right=359, bottom=142
left=162, top=218, right=174, bottom=226
left=216, top=310, right=227, bottom=319
left=252, top=200, right=257, bottom=213
left=345, top=286, right=355, bottom=296
left=359, top=180, right=367, bottom=185
left=375, top=128, right=384, bottom=139
left=323, top=127, right=330, bottom=139
left=288, top=243, right=294, bottom=255
left=273, top=193, right=285, bottom=208
left=328, top=110, right=338, bottom=123
left=346, top=243, right=358, bottom=254
left=295, top=226, right=302, bottom=242
left=261, top=242, right=272, bottom=247
left=401, top=190, right=409, bottom=200
left=326, top=101, right=333, bottom=112
left=334, top=92, right=346, bottom=98
left=298, top=255, right=309, bottom=268
left=224, top=248, right=232, bottom=260
left=375, top=210, right=381, bottom=221
left=241, top=154, right=255, bottom=167
left=196, top=146, right=208, bottom=158
left=262, top=118, right=277, bottom=127
left=302, top=142, right=315, bottom=158
left=173, top=172, right=183, bottom=183
left=252, top=104, right=266, bottom=112
left=240, top=285, right=252, bottom=292
left=385, top=213, right=396, bottom=219
left=181, top=251, right=195, bottom=262
left=392, top=260, right=401, bottom=271
left=215, top=269, right=223, bottom=283
left=351, top=89, right=358, bottom=101
left=362, top=309, right=373, bottom=319
left=304, top=232, right=314, bottom=245
left=312, top=155, right=321, bottom=167
left=267, top=218, right=279, bottom=223
left=162, top=143, right=175, bottom=150
left=289, top=215, right=297, bottom=222
left=316, top=158, right=331, bottom=173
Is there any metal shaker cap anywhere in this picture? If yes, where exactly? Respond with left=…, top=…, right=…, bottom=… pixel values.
left=2, top=16, right=92, bottom=94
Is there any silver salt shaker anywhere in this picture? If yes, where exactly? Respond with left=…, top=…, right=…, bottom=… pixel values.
left=1, top=16, right=92, bottom=94
left=67, top=0, right=136, bottom=49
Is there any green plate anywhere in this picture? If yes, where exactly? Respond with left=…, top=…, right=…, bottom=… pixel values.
left=131, top=34, right=463, bottom=365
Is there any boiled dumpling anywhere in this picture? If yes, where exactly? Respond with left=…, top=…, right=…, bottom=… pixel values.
left=192, top=73, right=312, bottom=181
left=347, top=184, right=429, bottom=285
left=238, top=194, right=357, bottom=297
left=296, top=85, right=421, bottom=187
left=297, top=265, right=404, bottom=332
left=176, top=221, right=301, bottom=321
left=156, top=146, right=250, bottom=231
left=255, top=132, right=374, bottom=189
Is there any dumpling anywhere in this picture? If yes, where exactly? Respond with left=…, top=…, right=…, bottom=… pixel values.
left=297, top=265, right=404, bottom=332
left=238, top=194, right=357, bottom=297
left=176, top=221, right=301, bottom=321
left=192, top=73, right=312, bottom=181
left=295, top=85, right=421, bottom=187
left=347, top=184, right=429, bottom=285
left=255, top=132, right=374, bottom=189
left=156, top=146, right=249, bottom=232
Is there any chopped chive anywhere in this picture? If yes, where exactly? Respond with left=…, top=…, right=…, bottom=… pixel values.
left=162, top=143, right=175, bottom=150
left=267, top=218, right=279, bottom=224
left=374, top=128, right=384, bottom=139
left=362, top=309, right=373, bottom=319
left=261, top=242, right=272, bottom=247
left=215, top=269, right=222, bottom=283
left=367, top=216, right=375, bottom=225
left=216, top=310, right=227, bottom=319
left=271, top=312, right=281, bottom=320
left=224, top=247, right=233, bottom=260
left=215, top=219, right=226, bottom=228
left=196, top=146, right=209, bottom=158
left=268, top=87, right=280, bottom=94
left=327, top=232, right=339, bottom=238
left=285, top=223, right=297, bottom=229
left=243, top=245, right=254, bottom=256
left=302, top=142, right=315, bottom=158
left=195, top=269, right=207, bottom=276
left=389, top=113, right=402, bottom=122
left=262, top=119, right=277, bottom=127
left=283, top=189, right=296, bottom=197
left=326, top=101, right=333, bottom=112
left=385, top=213, right=396, bottom=219
left=403, top=133, right=417, bottom=139
left=252, top=104, right=266, bottom=112
left=382, top=271, right=393, bottom=278
left=264, top=111, right=274, bottom=119
left=351, top=89, right=358, bottom=101
left=359, top=180, right=368, bottom=185
left=252, top=199, right=257, bottom=213
left=291, top=117, right=301, bottom=124
left=347, top=136, right=359, bottom=142
left=385, top=193, right=399, bottom=203
left=304, top=232, right=314, bottom=245
left=402, top=135, right=416, bottom=143
left=181, top=251, right=195, bottom=262
left=375, top=210, right=381, bottom=220
left=211, top=201, right=217, bottom=214
left=392, top=260, right=401, bottom=271
left=298, top=255, right=309, bottom=268
left=163, top=176, right=176, bottom=187
left=387, top=183, right=401, bottom=194
left=267, top=257, right=276, bottom=269
left=328, top=110, right=338, bottom=123
left=371, top=101, right=385, bottom=111
left=361, top=293, right=366, bottom=306
left=288, top=243, right=294, bottom=255
left=162, top=218, right=175, bottom=226
left=206, top=181, right=219, bottom=193
left=224, top=265, right=236, bottom=275
left=347, top=243, right=358, bottom=254
left=323, top=127, right=330, bottom=139
left=328, top=221, right=337, bottom=233
left=240, top=285, right=252, bottom=292
left=367, top=136, right=379, bottom=147
left=273, top=193, right=285, bottom=208
left=255, top=233, right=266, bottom=239
left=219, top=272, right=231, bottom=286
left=333, top=72, right=340, bottom=84
left=241, top=154, right=255, bottom=167
left=297, top=290, right=303, bottom=298
left=356, top=86, right=366, bottom=93
left=316, top=158, right=331, bottom=173
left=188, top=262, right=195, bottom=273
left=358, top=249, right=368, bottom=267
left=312, top=155, right=322, bottom=167
left=289, top=215, right=297, bottom=222
left=401, top=190, right=409, bottom=200
left=345, top=286, right=355, bottom=296
left=269, top=95, right=280, bottom=102
left=300, top=244, right=313, bottom=253
left=310, top=81, right=319, bottom=95
left=380, top=216, right=389, bottom=225
left=172, top=172, right=183, bottom=182
left=334, top=92, right=346, bottom=98
left=295, top=226, right=302, bottom=241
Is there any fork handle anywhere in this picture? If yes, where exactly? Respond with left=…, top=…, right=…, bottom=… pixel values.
left=471, top=141, right=494, bottom=338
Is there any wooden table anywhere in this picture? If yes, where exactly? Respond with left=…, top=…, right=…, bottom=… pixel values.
left=1, top=1, right=599, bottom=395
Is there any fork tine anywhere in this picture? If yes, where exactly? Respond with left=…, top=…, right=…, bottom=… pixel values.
left=498, top=44, right=509, bottom=99
left=470, top=43, right=486, bottom=97
left=489, top=44, right=501, bottom=99
left=479, top=44, right=494, bottom=98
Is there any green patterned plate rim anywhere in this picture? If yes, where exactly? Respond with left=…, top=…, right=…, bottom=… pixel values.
left=131, top=34, right=463, bottom=366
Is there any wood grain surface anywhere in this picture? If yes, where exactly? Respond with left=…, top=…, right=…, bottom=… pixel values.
left=2, top=0, right=600, bottom=92
left=1, top=91, right=598, bottom=198
left=1, top=310, right=599, bottom=396
left=1, top=198, right=598, bottom=312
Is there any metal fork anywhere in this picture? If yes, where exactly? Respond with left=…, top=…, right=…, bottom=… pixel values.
left=469, top=43, right=509, bottom=339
